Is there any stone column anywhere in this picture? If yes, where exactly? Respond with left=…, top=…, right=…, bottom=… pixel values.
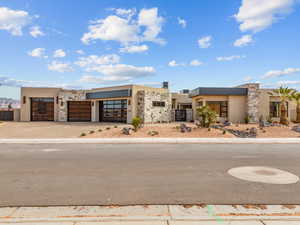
left=246, top=84, right=260, bottom=123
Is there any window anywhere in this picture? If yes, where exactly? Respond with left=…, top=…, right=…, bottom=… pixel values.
left=206, top=101, right=228, bottom=118
left=270, top=102, right=288, bottom=118
left=152, top=101, right=166, bottom=107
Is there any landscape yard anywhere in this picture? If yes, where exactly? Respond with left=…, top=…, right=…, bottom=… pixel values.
left=1, top=121, right=299, bottom=139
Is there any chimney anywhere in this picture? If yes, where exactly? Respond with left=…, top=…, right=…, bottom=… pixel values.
left=162, top=81, right=169, bottom=89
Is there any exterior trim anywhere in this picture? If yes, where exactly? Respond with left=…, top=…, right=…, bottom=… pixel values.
left=190, top=87, right=248, bottom=97
left=86, top=89, right=132, bottom=100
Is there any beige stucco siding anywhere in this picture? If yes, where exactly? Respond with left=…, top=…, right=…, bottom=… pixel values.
left=20, top=87, right=61, bottom=121
left=258, top=89, right=297, bottom=121
left=228, top=96, right=247, bottom=123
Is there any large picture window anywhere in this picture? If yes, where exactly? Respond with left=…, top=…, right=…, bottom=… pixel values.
left=206, top=101, right=228, bottom=118
left=270, top=102, right=289, bottom=118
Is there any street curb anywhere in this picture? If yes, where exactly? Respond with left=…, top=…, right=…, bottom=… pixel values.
left=1, top=138, right=300, bottom=144
left=0, top=205, right=300, bottom=223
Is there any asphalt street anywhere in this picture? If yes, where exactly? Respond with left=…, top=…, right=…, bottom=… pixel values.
left=0, top=143, right=299, bottom=206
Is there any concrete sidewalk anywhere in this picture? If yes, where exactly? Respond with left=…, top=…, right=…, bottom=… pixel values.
left=1, top=137, right=300, bottom=143
left=0, top=205, right=300, bottom=224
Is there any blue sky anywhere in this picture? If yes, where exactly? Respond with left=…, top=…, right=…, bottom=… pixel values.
left=0, top=0, right=300, bottom=99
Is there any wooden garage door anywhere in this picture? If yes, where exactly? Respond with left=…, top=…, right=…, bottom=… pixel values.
left=31, top=98, right=54, bottom=121
left=68, top=101, right=91, bottom=122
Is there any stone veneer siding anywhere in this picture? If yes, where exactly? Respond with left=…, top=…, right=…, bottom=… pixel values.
left=58, top=90, right=87, bottom=121
left=136, top=90, right=172, bottom=123
left=238, top=83, right=260, bottom=123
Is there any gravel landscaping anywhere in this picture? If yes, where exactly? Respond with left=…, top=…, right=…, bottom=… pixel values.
left=0, top=121, right=299, bottom=138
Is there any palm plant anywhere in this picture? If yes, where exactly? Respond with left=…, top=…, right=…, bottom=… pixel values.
left=292, top=91, right=300, bottom=123
left=268, top=87, right=294, bottom=125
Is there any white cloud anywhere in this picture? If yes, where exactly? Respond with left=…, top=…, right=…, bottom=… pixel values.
left=120, top=44, right=149, bottom=53
left=76, top=50, right=85, bottom=55
left=234, top=0, right=296, bottom=33
left=27, top=48, right=47, bottom=58
left=48, top=61, right=73, bottom=73
left=0, top=76, right=80, bottom=89
left=79, top=64, right=155, bottom=84
left=198, top=36, right=212, bottom=48
left=234, top=35, right=253, bottom=47
left=81, top=8, right=165, bottom=45
left=243, top=76, right=253, bottom=82
left=177, top=17, right=187, bottom=28
left=262, top=68, right=300, bottom=79
left=53, top=49, right=66, bottom=58
left=138, top=8, right=165, bottom=44
left=0, top=7, right=32, bottom=36
left=190, top=60, right=203, bottom=66
left=75, top=54, right=120, bottom=68
left=278, top=80, right=300, bottom=86
left=168, top=60, right=180, bottom=67
left=217, top=55, right=246, bottom=61
left=113, top=8, right=136, bottom=19
left=81, top=15, right=139, bottom=45
left=80, top=74, right=131, bottom=84
left=29, top=26, right=44, bottom=38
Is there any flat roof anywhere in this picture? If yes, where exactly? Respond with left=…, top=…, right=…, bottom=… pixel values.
left=190, top=87, right=248, bottom=97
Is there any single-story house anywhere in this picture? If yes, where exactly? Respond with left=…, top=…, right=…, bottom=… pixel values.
left=190, top=83, right=297, bottom=123
left=20, top=84, right=172, bottom=123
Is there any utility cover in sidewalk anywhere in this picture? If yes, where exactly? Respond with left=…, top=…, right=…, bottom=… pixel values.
left=228, top=166, right=299, bottom=184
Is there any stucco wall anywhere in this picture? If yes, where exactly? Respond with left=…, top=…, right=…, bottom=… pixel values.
left=228, top=96, right=247, bottom=123
left=258, top=89, right=297, bottom=122
left=20, top=87, right=61, bottom=121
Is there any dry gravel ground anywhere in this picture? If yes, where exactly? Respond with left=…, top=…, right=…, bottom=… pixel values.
left=0, top=121, right=299, bottom=138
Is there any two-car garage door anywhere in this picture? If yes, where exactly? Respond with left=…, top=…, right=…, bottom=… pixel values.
left=67, top=101, right=91, bottom=122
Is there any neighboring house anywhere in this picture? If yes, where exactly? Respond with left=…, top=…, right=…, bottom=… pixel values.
left=171, top=90, right=193, bottom=122
left=20, top=84, right=172, bottom=124
left=190, top=83, right=297, bottom=123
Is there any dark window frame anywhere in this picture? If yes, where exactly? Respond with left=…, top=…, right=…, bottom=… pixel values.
left=152, top=101, right=166, bottom=107
left=270, top=102, right=289, bottom=118
left=206, top=101, right=228, bottom=118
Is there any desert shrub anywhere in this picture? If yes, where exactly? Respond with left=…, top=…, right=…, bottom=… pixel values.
left=114, top=125, right=118, bottom=128
left=98, top=129, right=102, bottom=132
left=222, top=130, right=226, bottom=135
left=106, top=127, right=111, bottom=130
left=89, top=130, right=95, bottom=134
left=132, top=117, right=142, bottom=132
left=80, top=132, right=86, bottom=137
left=197, top=106, right=217, bottom=128
left=245, top=116, right=250, bottom=124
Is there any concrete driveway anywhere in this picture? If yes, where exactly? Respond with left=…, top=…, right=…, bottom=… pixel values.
left=0, top=122, right=126, bottom=138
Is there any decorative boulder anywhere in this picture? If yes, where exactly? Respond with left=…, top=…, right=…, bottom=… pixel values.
left=122, top=127, right=133, bottom=135
left=148, top=130, right=159, bottom=136
left=180, top=124, right=192, bottom=133
left=292, top=126, right=300, bottom=133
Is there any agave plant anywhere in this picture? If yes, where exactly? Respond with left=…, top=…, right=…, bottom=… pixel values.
left=268, top=87, right=294, bottom=125
left=292, top=91, right=300, bottom=123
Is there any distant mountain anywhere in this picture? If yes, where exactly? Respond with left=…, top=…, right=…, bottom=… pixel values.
left=0, top=97, right=20, bottom=109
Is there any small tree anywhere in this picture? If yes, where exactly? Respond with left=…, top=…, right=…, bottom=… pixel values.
left=269, top=87, right=294, bottom=125
left=292, top=91, right=300, bottom=123
left=132, top=117, right=142, bottom=132
left=196, top=105, right=217, bottom=128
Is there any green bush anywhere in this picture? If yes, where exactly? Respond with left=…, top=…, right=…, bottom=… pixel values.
left=132, top=117, right=142, bottom=132
left=245, top=116, right=250, bottom=124
left=196, top=106, right=217, bottom=128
